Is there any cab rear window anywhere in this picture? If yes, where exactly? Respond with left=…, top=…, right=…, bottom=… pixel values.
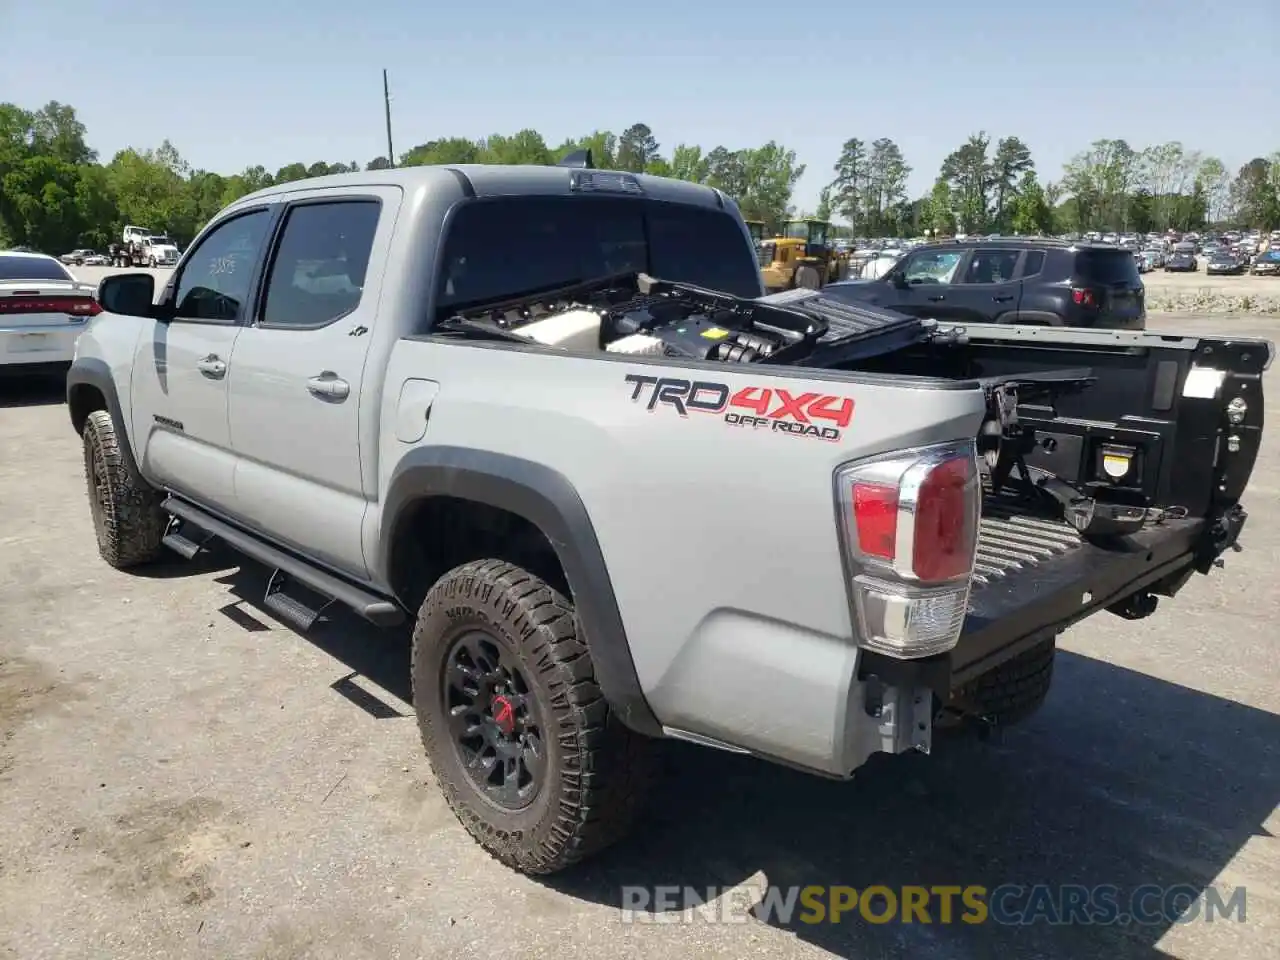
left=435, top=196, right=761, bottom=314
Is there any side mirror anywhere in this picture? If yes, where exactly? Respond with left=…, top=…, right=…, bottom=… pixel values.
left=889, top=270, right=909, bottom=289
left=97, top=273, right=158, bottom=319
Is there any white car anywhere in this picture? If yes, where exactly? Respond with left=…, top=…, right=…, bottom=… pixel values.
left=859, top=248, right=905, bottom=279
left=0, top=251, right=100, bottom=373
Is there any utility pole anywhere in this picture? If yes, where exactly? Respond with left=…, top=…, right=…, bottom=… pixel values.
left=383, top=69, right=395, bottom=168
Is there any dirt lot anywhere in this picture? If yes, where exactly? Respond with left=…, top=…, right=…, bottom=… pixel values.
left=1141, top=269, right=1280, bottom=298
left=1, top=313, right=1278, bottom=960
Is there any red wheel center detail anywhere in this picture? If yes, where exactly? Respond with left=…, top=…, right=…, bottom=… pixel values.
left=491, top=696, right=515, bottom=734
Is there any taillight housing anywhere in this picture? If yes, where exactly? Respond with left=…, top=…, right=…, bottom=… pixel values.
left=834, top=440, right=981, bottom=659
left=1071, top=287, right=1097, bottom=308
left=0, top=296, right=102, bottom=318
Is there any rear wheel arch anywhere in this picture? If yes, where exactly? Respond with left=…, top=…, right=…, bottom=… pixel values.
left=380, top=447, right=662, bottom=737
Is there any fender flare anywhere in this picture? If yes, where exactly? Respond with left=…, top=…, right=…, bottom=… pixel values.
left=380, top=446, right=662, bottom=737
left=65, top=357, right=146, bottom=484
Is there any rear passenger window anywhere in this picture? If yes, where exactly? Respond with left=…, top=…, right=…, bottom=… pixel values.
left=1021, top=251, right=1045, bottom=277
left=960, top=250, right=1020, bottom=284
left=1075, top=249, right=1142, bottom=286
left=260, top=200, right=381, bottom=328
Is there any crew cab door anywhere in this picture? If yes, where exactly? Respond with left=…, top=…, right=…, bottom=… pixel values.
left=130, top=206, right=277, bottom=513
left=946, top=247, right=1023, bottom=322
left=225, top=189, right=396, bottom=579
left=882, top=248, right=966, bottom=320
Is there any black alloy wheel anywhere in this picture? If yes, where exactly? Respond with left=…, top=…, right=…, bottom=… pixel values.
left=443, top=628, right=546, bottom=810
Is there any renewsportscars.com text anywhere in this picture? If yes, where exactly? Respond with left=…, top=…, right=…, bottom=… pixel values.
left=619, top=884, right=1247, bottom=927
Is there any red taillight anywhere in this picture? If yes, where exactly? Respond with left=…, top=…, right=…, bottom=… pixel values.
left=1071, top=287, right=1097, bottom=307
left=836, top=441, right=980, bottom=658
left=0, top=295, right=101, bottom=317
left=912, top=456, right=979, bottom=582
left=852, top=482, right=898, bottom=559
left=843, top=445, right=979, bottom=584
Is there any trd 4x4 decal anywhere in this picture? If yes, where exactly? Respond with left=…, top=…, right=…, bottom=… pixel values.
left=624, top=374, right=854, bottom=441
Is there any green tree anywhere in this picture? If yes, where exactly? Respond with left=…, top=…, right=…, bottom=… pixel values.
left=830, top=137, right=866, bottom=230
left=106, top=146, right=192, bottom=241
left=736, top=142, right=805, bottom=231
left=940, top=132, right=993, bottom=233
left=865, top=138, right=910, bottom=235
left=669, top=144, right=710, bottom=183
left=815, top=185, right=833, bottom=222
left=485, top=130, right=552, bottom=165
left=615, top=123, right=659, bottom=173
left=990, top=136, right=1033, bottom=231
left=1009, top=171, right=1054, bottom=235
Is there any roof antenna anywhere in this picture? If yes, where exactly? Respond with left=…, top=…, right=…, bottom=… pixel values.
left=558, top=149, right=594, bottom=169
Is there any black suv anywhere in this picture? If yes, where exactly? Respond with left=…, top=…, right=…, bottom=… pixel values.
left=825, top=238, right=1146, bottom=329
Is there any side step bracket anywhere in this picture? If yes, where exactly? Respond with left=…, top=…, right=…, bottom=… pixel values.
left=162, top=516, right=215, bottom=559
left=264, top=569, right=334, bottom=631
left=160, top=496, right=405, bottom=629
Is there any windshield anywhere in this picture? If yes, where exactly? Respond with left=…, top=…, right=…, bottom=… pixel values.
left=149, top=236, right=172, bottom=245
left=435, top=196, right=761, bottom=313
left=902, top=251, right=962, bottom=283
left=0, top=256, right=73, bottom=281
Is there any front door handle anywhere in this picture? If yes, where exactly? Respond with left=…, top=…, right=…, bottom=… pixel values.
left=927, top=295, right=946, bottom=302
left=993, top=294, right=1014, bottom=303
left=307, top=372, right=350, bottom=400
left=196, top=355, right=227, bottom=378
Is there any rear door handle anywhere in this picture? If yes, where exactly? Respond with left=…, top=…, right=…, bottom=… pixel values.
left=307, top=372, right=350, bottom=400
left=993, top=295, right=1014, bottom=302
left=196, top=355, right=226, bottom=378
left=927, top=295, right=946, bottom=302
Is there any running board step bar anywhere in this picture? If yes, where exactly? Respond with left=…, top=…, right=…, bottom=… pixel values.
left=161, top=515, right=214, bottom=559
left=161, top=496, right=405, bottom=628
left=264, top=569, right=331, bottom=631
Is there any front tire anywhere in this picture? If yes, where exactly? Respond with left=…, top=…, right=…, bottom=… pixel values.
left=411, top=559, right=655, bottom=875
left=81, top=410, right=166, bottom=569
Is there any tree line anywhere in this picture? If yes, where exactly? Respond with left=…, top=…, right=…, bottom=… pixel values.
left=3, top=99, right=1278, bottom=256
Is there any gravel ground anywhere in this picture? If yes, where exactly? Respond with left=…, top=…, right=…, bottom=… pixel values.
left=0, top=310, right=1278, bottom=960
left=1139, top=269, right=1280, bottom=315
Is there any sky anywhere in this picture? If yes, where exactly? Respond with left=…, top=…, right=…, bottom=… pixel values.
left=4, top=1, right=1278, bottom=211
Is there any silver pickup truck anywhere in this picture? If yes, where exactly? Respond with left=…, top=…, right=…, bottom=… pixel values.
left=66, top=157, right=1269, bottom=876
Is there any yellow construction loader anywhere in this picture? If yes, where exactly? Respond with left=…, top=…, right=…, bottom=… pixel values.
left=757, top=218, right=847, bottom=292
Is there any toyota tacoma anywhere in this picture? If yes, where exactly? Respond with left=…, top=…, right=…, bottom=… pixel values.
left=66, top=156, right=1269, bottom=875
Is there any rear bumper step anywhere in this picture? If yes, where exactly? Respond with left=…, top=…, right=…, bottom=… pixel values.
left=857, top=495, right=1206, bottom=696
left=957, top=496, right=1203, bottom=683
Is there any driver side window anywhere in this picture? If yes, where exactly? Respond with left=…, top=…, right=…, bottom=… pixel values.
left=900, top=250, right=964, bottom=285
left=173, top=210, right=272, bottom=322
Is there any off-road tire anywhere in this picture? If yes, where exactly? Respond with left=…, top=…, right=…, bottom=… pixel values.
left=795, top=264, right=823, bottom=290
left=951, top=633, right=1056, bottom=728
left=412, top=559, right=657, bottom=875
left=81, top=410, right=166, bottom=568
